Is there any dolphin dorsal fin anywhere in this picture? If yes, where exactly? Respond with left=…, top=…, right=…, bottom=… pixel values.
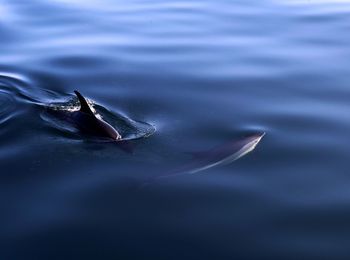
left=74, top=90, right=94, bottom=115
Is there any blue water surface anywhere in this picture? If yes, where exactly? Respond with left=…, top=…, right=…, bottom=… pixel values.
left=1, top=0, right=350, bottom=259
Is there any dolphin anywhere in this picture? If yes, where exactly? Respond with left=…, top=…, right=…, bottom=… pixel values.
left=56, top=90, right=122, bottom=141
left=157, top=132, right=265, bottom=179
left=138, top=132, right=266, bottom=185
left=185, top=132, right=265, bottom=174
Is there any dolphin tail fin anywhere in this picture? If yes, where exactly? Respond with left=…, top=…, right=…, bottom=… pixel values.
left=74, top=90, right=94, bottom=115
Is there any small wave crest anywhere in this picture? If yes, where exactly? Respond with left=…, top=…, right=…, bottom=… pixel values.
left=0, top=73, right=32, bottom=126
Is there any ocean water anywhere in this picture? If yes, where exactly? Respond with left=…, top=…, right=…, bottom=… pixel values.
left=1, top=0, right=350, bottom=259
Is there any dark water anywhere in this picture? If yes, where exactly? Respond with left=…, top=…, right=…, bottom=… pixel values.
left=1, top=0, right=350, bottom=259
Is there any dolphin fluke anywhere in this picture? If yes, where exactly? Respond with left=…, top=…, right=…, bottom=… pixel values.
left=74, top=90, right=94, bottom=115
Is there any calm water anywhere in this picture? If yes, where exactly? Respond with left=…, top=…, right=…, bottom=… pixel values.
left=1, top=0, right=350, bottom=259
